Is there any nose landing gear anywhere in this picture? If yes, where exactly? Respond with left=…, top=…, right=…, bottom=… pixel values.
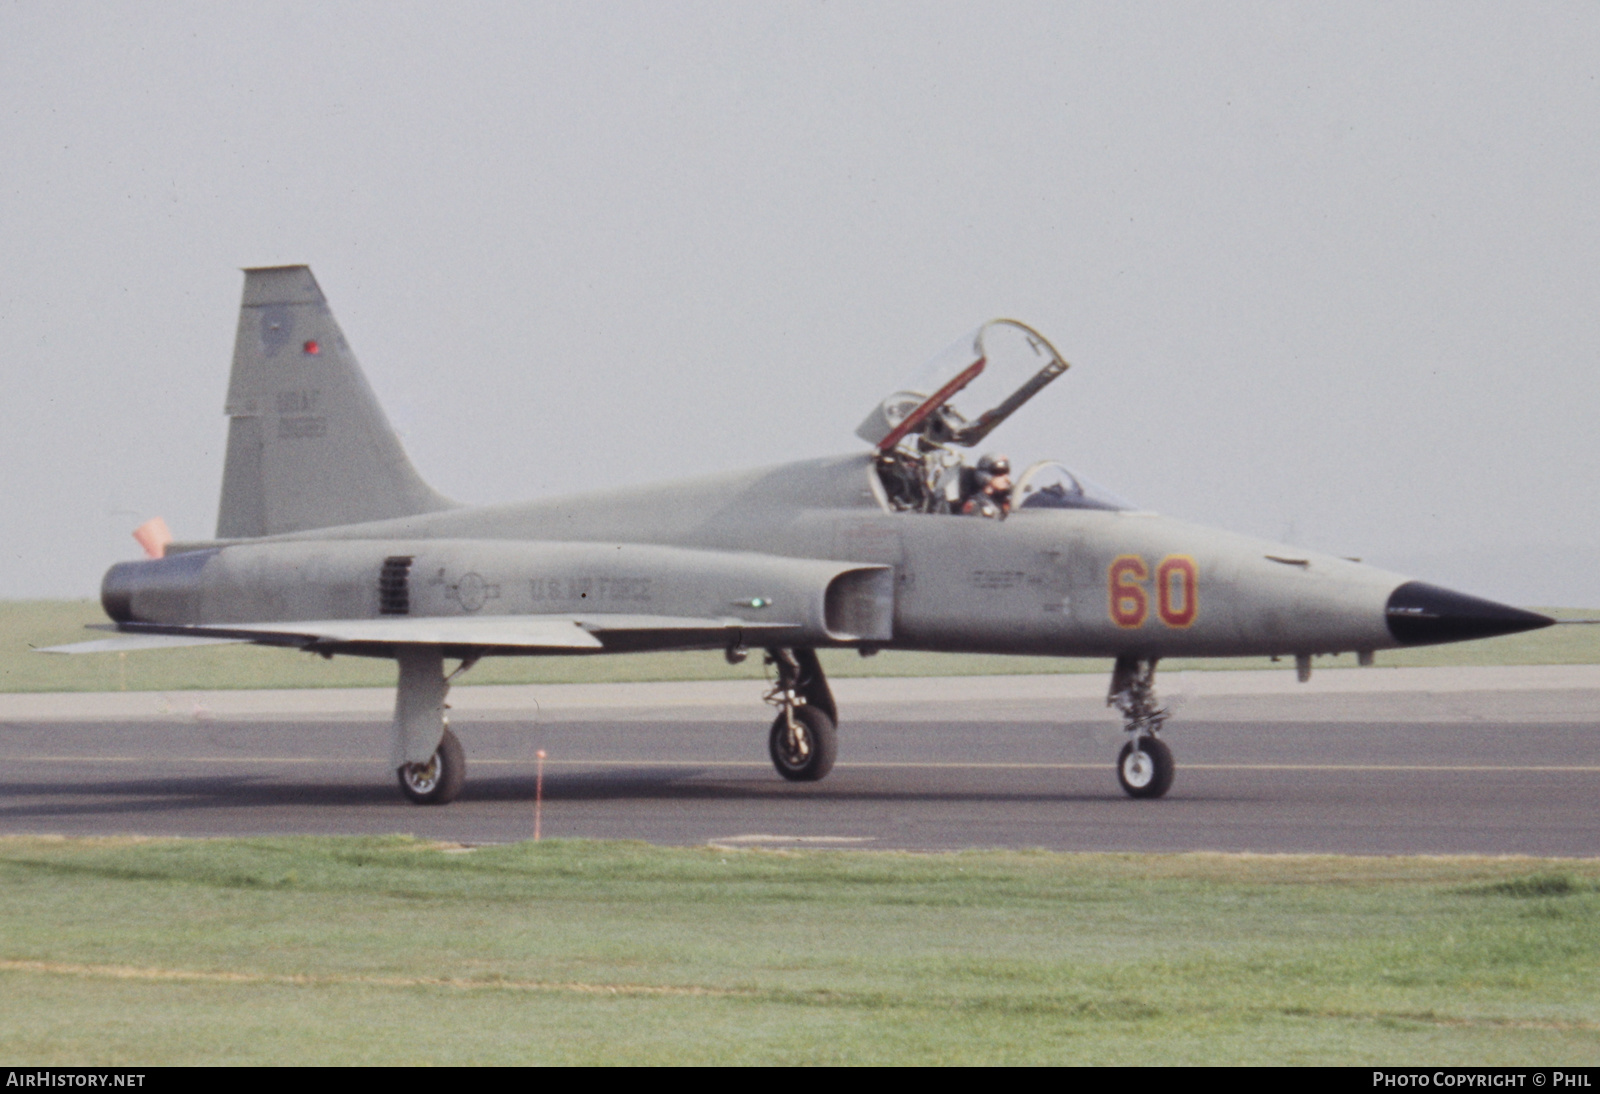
left=1108, top=656, right=1175, bottom=799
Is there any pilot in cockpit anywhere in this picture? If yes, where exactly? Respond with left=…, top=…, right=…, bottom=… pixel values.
left=960, top=453, right=1013, bottom=519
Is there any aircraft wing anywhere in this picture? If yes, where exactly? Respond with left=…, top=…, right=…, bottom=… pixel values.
left=37, top=633, right=252, bottom=654
left=40, top=614, right=802, bottom=656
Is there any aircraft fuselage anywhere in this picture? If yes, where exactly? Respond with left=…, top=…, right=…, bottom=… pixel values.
left=107, top=452, right=1429, bottom=662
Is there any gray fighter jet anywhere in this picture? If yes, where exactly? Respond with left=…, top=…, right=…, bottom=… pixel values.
left=45, top=266, right=1554, bottom=804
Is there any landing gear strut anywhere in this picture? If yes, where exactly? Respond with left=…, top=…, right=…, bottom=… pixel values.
left=764, top=648, right=838, bottom=782
left=1107, top=655, right=1174, bottom=799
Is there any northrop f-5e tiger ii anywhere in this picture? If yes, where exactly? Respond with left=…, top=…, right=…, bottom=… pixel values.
left=44, top=266, right=1554, bottom=804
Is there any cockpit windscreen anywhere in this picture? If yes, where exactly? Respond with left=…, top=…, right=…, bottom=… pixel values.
left=1013, top=461, right=1136, bottom=512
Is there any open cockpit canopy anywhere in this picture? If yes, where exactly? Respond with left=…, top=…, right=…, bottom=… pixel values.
left=863, top=320, right=1114, bottom=516
left=855, top=319, right=1069, bottom=452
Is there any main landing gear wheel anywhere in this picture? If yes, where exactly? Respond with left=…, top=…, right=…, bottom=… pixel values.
left=398, top=727, right=466, bottom=805
left=769, top=705, right=837, bottom=782
left=1117, top=736, right=1174, bottom=799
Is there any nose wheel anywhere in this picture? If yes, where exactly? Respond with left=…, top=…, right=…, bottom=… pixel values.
left=1117, top=736, right=1174, bottom=799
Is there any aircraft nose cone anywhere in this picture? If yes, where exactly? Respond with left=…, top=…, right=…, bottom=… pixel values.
left=1385, top=581, right=1555, bottom=646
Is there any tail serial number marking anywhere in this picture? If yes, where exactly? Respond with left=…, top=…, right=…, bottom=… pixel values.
left=1109, top=554, right=1198, bottom=629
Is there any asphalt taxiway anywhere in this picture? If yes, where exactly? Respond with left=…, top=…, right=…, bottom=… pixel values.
left=1, top=666, right=1596, bottom=855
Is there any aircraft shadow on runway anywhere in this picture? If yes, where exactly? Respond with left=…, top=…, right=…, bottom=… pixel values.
left=0, top=765, right=1269, bottom=819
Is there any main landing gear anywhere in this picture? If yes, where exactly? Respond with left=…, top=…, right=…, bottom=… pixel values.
left=1108, top=655, right=1175, bottom=799
left=764, top=648, right=838, bottom=781
left=399, top=726, right=466, bottom=805
left=392, top=647, right=473, bottom=805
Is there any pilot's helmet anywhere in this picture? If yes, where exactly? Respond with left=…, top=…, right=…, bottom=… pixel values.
left=977, top=453, right=1011, bottom=478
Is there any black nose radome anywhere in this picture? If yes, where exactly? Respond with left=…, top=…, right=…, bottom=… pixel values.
left=1386, top=581, right=1555, bottom=646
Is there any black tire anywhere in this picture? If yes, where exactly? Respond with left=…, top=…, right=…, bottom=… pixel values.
left=1116, top=736, right=1174, bottom=799
left=398, top=727, right=467, bottom=805
left=768, top=705, right=837, bottom=782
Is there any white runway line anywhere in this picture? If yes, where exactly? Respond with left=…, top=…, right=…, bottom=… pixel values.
left=8, top=755, right=1599, bottom=773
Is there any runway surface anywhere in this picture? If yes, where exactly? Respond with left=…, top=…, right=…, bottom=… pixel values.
left=1, top=666, right=1597, bottom=855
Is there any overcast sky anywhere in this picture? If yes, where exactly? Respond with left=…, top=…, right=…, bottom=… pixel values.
left=3, top=2, right=1596, bottom=606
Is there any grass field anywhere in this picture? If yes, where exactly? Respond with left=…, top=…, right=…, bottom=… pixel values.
left=0, top=837, right=1595, bottom=1065
left=7, top=601, right=1598, bottom=1064
left=6, top=599, right=1599, bottom=693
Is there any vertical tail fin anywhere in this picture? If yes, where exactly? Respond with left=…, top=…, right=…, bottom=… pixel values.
left=216, top=266, right=455, bottom=538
